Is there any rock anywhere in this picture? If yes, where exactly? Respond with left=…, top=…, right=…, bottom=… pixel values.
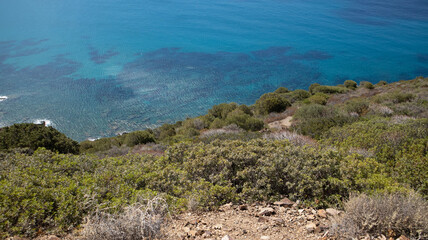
left=261, top=236, right=270, bottom=240
left=258, top=216, right=268, bottom=222
left=202, top=231, right=212, bottom=238
left=298, top=209, right=305, bottom=214
left=220, top=203, right=233, bottom=211
left=397, top=236, right=410, bottom=240
left=239, top=204, right=248, bottom=210
left=214, top=224, right=223, bottom=230
left=314, top=226, right=321, bottom=234
left=274, top=197, right=295, bottom=207
left=272, top=217, right=285, bottom=226
left=221, top=235, right=232, bottom=240
left=317, top=209, right=327, bottom=218
left=326, top=208, right=340, bottom=217
left=305, top=222, right=317, bottom=233
left=307, top=214, right=315, bottom=220
left=189, top=230, right=197, bottom=236
left=258, top=207, right=275, bottom=216
left=183, top=226, right=191, bottom=233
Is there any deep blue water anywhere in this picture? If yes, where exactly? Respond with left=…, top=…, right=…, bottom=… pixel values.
left=0, top=0, right=427, bottom=141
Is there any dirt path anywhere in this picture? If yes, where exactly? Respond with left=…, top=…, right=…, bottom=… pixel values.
left=164, top=202, right=331, bottom=240
left=268, top=116, right=293, bottom=130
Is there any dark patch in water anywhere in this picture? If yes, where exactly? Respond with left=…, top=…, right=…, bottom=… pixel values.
left=417, top=54, right=428, bottom=63
left=88, top=46, right=119, bottom=64
left=414, top=67, right=428, bottom=77
left=251, top=46, right=292, bottom=59
left=291, top=50, right=333, bottom=61
left=338, top=0, right=428, bottom=25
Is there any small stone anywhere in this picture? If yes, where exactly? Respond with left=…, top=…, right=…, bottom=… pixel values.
left=242, top=229, right=248, bottom=234
left=307, top=214, right=315, bottom=220
left=326, top=208, right=341, bottom=217
left=397, top=235, right=410, bottom=240
left=189, top=230, right=197, bottom=236
left=261, top=236, right=270, bottom=240
left=317, top=209, right=327, bottom=218
left=214, top=224, right=223, bottom=230
left=274, top=197, right=295, bottom=207
left=258, top=207, right=276, bottom=216
left=239, top=204, right=248, bottom=210
left=220, top=203, right=233, bottom=211
left=221, top=235, right=232, bottom=240
left=314, top=226, right=322, bottom=234
left=183, top=227, right=191, bottom=233
left=202, top=231, right=212, bottom=238
left=298, top=209, right=305, bottom=214
left=272, top=217, right=285, bottom=226
left=258, top=216, right=268, bottom=222
left=305, top=222, right=317, bottom=233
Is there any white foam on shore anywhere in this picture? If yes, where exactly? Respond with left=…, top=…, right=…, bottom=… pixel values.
left=33, top=119, right=54, bottom=127
left=0, top=96, right=8, bottom=102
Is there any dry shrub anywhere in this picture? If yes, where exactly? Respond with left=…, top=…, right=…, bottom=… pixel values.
left=81, top=197, right=169, bottom=240
left=369, top=104, right=394, bottom=116
left=264, top=106, right=297, bottom=123
left=200, top=124, right=243, bottom=138
left=263, top=130, right=316, bottom=146
left=331, top=193, right=428, bottom=239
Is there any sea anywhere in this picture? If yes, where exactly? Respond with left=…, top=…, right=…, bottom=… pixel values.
left=0, top=0, right=427, bottom=141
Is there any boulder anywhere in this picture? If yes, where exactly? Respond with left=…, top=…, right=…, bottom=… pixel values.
left=258, top=207, right=276, bottom=216
left=317, top=209, right=327, bottom=218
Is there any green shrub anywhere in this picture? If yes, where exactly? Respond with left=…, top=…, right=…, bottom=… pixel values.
left=124, top=131, right=155, bottom=147
left=344, top=80, right=357, bottom=89
left=209, top=118, right=227, bottom=129
left=289, top=89, right=311, bottom=102
left=225, top=109, right=264, bottom=131
left=237, top=104, right=253, bottom=116
left=376, top=80, right=387, bottom=86
left=312, top=85, right=349, bottom=94
left=0, top=123, right=79, bottom=154
left=274, top=86, right=289, bottom=93
left=255, top=93, right=291, bottom=115
left=306, top=93, right=329, bottom=105
left=344, top=99, right=370, bottom=115
left=292, top=104, right=352, bottom=139
left=360, top=81, right=374, bottom=89
left=309, top=83, right=321, bottom=94
left=208, top=103, right=238, bottom=119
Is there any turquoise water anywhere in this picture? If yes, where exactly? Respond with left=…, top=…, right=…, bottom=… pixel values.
left=0, top=0, right=427, bottom=141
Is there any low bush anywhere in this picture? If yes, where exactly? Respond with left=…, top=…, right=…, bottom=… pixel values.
left=0, top=123, right=79, bottom=154
left=274, top=86, right=289, bottom=93
left=360, top=81, right=374, bottom=89
left=344, top=99, right=370, bottom=115
left=292, top=104, right=352, bottom=139
left=312, top=85, right=349, bottom=94
left=305, top=93, right=329, bottom=105
left=124, top=131, right=156, bottom=147
left=309, top=83, right=321, bottom=94
left=255, top=93, right=291, bottom=115
left=331, top=193, right=428, bottom=239
left=344, top=80, right=358, bottom=89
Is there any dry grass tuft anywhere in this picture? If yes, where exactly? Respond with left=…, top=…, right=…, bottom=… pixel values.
left=81, top=197, right=169, bottom=240
left=263, top=130, right=317, bottom=146
left=331, top=193, right=428, bottom=239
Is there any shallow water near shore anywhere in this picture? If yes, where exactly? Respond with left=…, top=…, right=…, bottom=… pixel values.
left=1, top=0, right=427, bottom=141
